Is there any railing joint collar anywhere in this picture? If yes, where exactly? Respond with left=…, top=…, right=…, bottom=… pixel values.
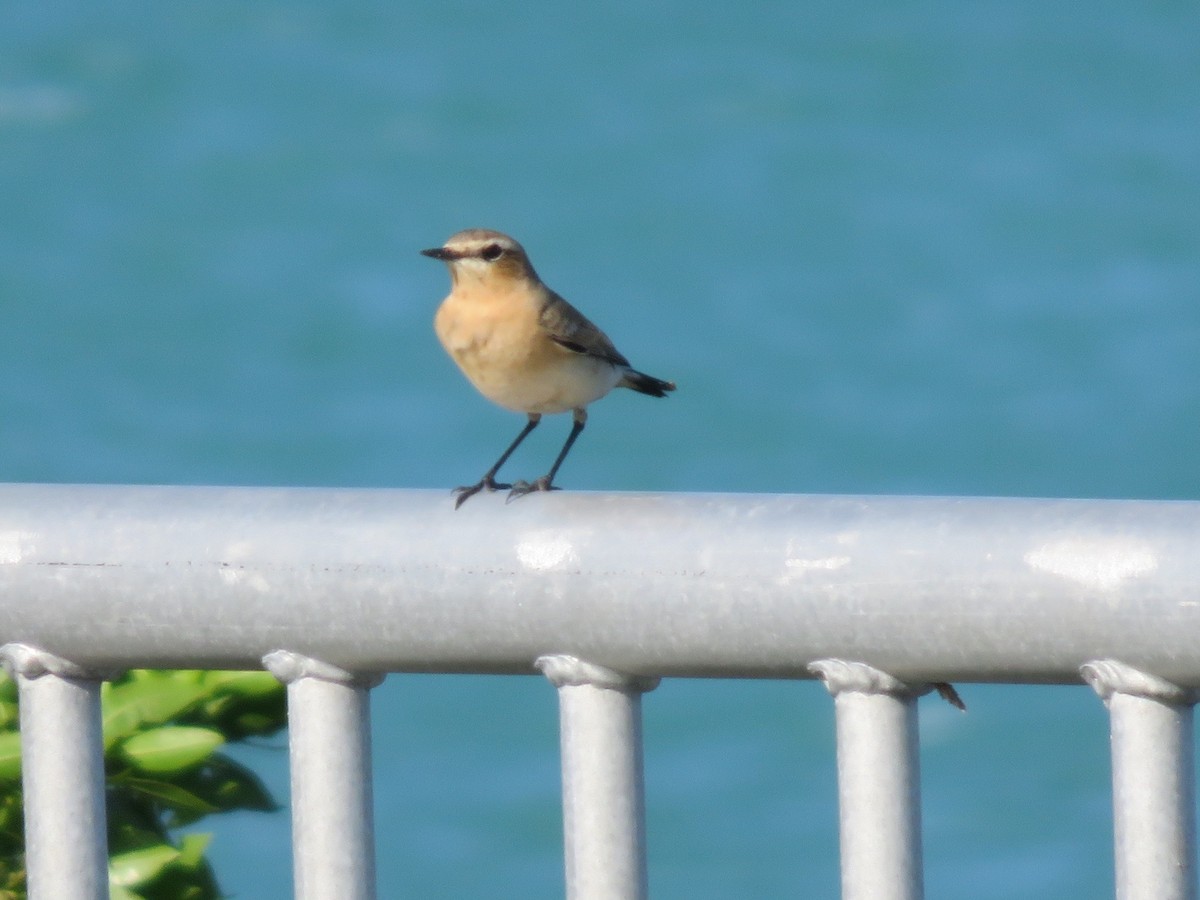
left=808, top=658, right=968, bottom=710
left=263, top=650, right=385, bottom=688
left=0, top=643, right=116, bottom=681
left=1081, top=658, right=1197, bottom=705
left=536, top=654, right=659, bottom=693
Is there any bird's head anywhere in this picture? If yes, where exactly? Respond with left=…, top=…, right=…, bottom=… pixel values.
left=421, top=229, right=537, bottom=286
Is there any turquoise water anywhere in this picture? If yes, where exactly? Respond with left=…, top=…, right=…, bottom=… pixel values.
left=3, top=3, right=1198, bottom=896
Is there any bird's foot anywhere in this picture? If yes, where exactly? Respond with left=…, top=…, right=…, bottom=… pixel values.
left=506, top=476, right=561, bottom=504
left=452, top=475, right=512, bottom=510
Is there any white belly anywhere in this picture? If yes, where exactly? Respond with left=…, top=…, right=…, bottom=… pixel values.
left=478, top=352, right=622, bottom=414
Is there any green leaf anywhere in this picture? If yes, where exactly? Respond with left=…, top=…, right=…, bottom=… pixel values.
left=109, top=843, right=179, bottom=888
left=119, top=726, right=224, bottom=774
left=0, top=733, right=20, bottom=782
left=176, top=832, right=212, bottom=869
left=0, top=793, right=24, bottom=846
left=109, top=774, right=220, bottom=818
left=197, top=688, right=286, bottom=740
left=228, top=711, right=281, bottom=735
left=201, top=670, right=282, bottom=699
left=171, top=754, right=279, bottom=815
left=0, top=700, right=18, bottom=731
left=90, top=670, right=285, bottom=899
left=137, top=864, right=220, bottom=900
left=103, top=677, right=212, bottom=748
left=107, top=812, right=174, bottom=857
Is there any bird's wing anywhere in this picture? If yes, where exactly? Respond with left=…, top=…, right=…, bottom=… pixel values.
left=539, top=290, right=630, bottom=368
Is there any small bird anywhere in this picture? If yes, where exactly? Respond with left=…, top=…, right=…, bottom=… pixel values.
left=422, top=229, right=676, bottom=508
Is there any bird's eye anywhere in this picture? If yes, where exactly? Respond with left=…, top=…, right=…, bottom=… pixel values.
left=480, top=244, right=504, bottom=262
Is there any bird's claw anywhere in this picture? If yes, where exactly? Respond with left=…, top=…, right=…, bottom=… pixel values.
left=452, top=476, right=512, bottom=510
left=506, top=476, right=561, bottom=503
left=933, top=682, right=967, bottom=712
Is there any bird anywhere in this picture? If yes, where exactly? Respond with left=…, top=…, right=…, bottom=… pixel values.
left=422, top=228, right=676, bottom=509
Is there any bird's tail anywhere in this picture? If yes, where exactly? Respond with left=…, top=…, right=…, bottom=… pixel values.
left=620, top=368, right=676, bottom=398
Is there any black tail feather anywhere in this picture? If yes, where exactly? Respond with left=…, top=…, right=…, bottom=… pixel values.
left=620, top=369, right=676, bottom=398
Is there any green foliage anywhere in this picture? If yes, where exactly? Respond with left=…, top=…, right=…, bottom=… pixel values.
left=0, top=669, right=286, bottom=900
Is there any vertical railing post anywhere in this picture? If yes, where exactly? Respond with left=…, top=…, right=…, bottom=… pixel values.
left=264, top=651, right=384, bottom=900
left=0, top=643, right=110, bottom=900
left=810, top=659, right=926, bottom=900
left=1082, top=659, right=1198, bottom=900
left=537, top=654, right=659, bottom=900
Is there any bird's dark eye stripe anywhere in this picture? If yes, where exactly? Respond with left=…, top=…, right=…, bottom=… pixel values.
left=480, top=244, right=504, bottom=261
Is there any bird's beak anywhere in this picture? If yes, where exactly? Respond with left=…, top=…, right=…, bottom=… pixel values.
left=421, top=247, right=453, bottom=260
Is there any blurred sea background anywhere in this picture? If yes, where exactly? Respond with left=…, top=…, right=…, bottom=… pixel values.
left=3, top=3, right=1198, bottom=897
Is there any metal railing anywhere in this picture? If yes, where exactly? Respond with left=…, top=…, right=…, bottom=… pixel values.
left=0, top=483, right=1197, bottom=899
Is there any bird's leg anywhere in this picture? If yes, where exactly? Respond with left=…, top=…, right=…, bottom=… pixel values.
left=454, top=414, right=541, bottom=509
left=541, top=409, right=586, bottom=487
left=508, top=409, right=586, bottom=502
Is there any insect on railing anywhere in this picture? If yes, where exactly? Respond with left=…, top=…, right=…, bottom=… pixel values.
left=0, top=483, right=1197, bottom=900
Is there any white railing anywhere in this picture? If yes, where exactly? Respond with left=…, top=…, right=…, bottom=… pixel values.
left=0, top=483, right=1197, bottom=899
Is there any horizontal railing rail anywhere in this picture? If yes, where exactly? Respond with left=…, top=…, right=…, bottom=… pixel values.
left=0, top=483, right=1197, bottom=900
left=0, top=484, right=1196, bottom=681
